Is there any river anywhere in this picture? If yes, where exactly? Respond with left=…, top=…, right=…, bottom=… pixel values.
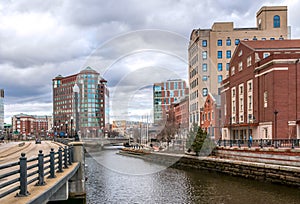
left=85, top=150, right=300, bottom=204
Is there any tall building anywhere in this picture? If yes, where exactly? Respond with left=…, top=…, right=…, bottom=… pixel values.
left=221, top=40, right=300, bottom=140
left=52, top=67, right=109, bottom=138
left=0, top=89, right=4, bottom=130
left=153, top=79, right=188, bottom=123
left=188, top=6, right=289, bottom=127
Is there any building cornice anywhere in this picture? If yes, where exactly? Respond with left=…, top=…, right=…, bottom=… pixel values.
left=254, top=59, right=297, bottom=72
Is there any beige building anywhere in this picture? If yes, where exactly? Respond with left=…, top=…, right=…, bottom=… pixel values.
left=188, top=6, right=289, bottom=127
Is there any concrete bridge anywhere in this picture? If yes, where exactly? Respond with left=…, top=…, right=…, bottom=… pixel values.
left=0, top=141, right=85, bottom=204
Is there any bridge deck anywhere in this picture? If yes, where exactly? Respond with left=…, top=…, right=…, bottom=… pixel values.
left=0, top=162, right=80, bottom=204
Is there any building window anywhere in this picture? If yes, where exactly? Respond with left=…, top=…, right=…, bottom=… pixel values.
left=247, top=56, right=252, bottom=67
left=218, top=75, right=223, bottom=83
left=262, top=37, right=266, bottom=40
left=253, top=36, right=257, bottom=40
left=238, top=50, right=243, bottom=57
left=202, top=63, right=208, bottom=72
left=226, top=38, right=231, bottom=46
left=202, top=88, right=208, bottom=97
left=217, top=51, right=222, bottom=59
left=202, top=51, right=207, bottom=59
left=231, top=66, right=235, bottom=76
left=247, top=80, right=252, bottom=92
left=226, top=63, right=230, bottom=71
left=202, top=75, right=208, bottom=81
left=238, top=61, right=243, bottom=71
left=270, top=37, right=275, bottom=40
left=202, top=40, right=207, bottom=47
left=218, top=63, right=223, bottom=71
left=273, top=15, right=280, bottom=28
left=235, top=39, right=240, bottom=45
left=264, top=91, right=268, bottom=108
left=217, top=39, right=222, bottom=46
left=226, top=50, right=231, bottom=58
left=263, top=52, right=270, bottom=59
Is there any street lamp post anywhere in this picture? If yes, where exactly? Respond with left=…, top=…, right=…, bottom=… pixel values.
left=60, top=124, right=63, bottom=137
left=73, top=84, right=80, bottom=141
left=70, top=116, right=73, bottom=138
left=65, top=121, right=68, bottom=138
left=274, top=110, right=279, bottom=148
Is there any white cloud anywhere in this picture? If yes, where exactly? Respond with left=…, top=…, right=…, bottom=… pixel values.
left=1, top=0, right=300, bottom=123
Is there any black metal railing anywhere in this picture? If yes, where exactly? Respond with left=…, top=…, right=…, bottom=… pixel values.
left=0, top=146, right=74, bottom=199
left=54, top=137, right=75, bottom=145
left=216, top=139, right=300, bottom=149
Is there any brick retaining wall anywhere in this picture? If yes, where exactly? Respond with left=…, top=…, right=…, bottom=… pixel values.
left=118, top=151, right=300, bottom=187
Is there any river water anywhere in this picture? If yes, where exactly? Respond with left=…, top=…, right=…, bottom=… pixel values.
left=85, top=150, right=300, bottom=204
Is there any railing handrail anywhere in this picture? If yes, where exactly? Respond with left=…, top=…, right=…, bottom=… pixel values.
left=216, top=138, right=300, bottom=149
left=0, top=145, right=74, bottom=199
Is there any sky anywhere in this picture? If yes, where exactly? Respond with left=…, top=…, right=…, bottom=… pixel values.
left=1, top=0, right=300, bottom=124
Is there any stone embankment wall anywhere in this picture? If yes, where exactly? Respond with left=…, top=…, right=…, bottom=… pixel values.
left=120, top=150, right=300, bottom=187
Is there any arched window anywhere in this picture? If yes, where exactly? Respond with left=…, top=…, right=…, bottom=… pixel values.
left=273, top=15, right=280, bottom=28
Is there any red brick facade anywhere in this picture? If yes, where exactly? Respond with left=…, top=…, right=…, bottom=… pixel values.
left=200, top=94, right=221, bottom=140
left=222, top=40, right=300, bottom=140
left=12, top=114, right=52, bottom=137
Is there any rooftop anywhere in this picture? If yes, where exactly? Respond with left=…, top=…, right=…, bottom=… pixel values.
left=241, top=39, right=300, bottom=50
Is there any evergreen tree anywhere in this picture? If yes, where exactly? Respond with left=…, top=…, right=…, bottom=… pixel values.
left=186, top=123, right=198, bottom=151
left=191, top=127, right=207, bottom=155
left=186, top=124, right=216, bottom=156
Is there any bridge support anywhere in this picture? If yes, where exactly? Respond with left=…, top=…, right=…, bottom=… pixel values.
left=68, top=141, right=86, bottom=200
left=49, top=182, right=69, bottom=201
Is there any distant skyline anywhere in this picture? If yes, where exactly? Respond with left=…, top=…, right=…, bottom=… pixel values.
left=1, top=0, right=300, bottom=124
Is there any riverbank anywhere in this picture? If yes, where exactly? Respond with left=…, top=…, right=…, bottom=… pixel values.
left=118, top=149, right=300, bottom=188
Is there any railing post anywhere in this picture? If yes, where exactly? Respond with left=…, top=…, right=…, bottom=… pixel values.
left=260, top=139, right=263, bottom=148
left=57, top=147, right=63, bottom=173
left=49, top=148, right=56, bottom=178
left=64, top=146, right=68, bottom=169
left=36, top=150, right=46, bottom=186
left=68, top=145, right=73, bottom=165
left=238, top=139, right=241, bottom=148
left=17, top=153, right=29, bottom=197
left=275, top=139, right=278, bottom=149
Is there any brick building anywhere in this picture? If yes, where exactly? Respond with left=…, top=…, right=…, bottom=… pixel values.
left=0, top=89, right=4, bottom=130
left=173, top=96, right=189, bottom=140
left=153, top=79, right=188, bottom=123
left=200, top=93, right=221, bottom=140
left=12, top=113, right=52, bottom=137
left=221, top=40, right=300, bottom=140
left=188, top=6, right=289, bottom=127
left=52, top=67, right=109, bottom=138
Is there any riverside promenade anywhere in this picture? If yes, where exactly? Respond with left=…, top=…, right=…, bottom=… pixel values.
left=118, top=145, right=300, bottom=187
left=0, top=140, right=86, bottom=204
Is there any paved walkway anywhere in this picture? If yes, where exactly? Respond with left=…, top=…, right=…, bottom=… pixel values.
left=0, top=162, right=79, bottom=204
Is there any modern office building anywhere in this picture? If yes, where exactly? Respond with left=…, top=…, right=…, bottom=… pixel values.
left=0, top=89, right=4, bottom=130
left=12, top=113, right=52, bottom=137
left=188, top=6, right=289, bottom=127
left=52, top=67, right=109, bottom=138
left=153, top=79, right=188, bottom=123
left=221, top=40, right=300, bottom=140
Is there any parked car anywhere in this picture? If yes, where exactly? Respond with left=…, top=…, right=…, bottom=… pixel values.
left=35, top=138, right=41, bottom=144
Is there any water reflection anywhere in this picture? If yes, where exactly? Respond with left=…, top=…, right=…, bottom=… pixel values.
left=86, top=150, right=300, bottom=204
